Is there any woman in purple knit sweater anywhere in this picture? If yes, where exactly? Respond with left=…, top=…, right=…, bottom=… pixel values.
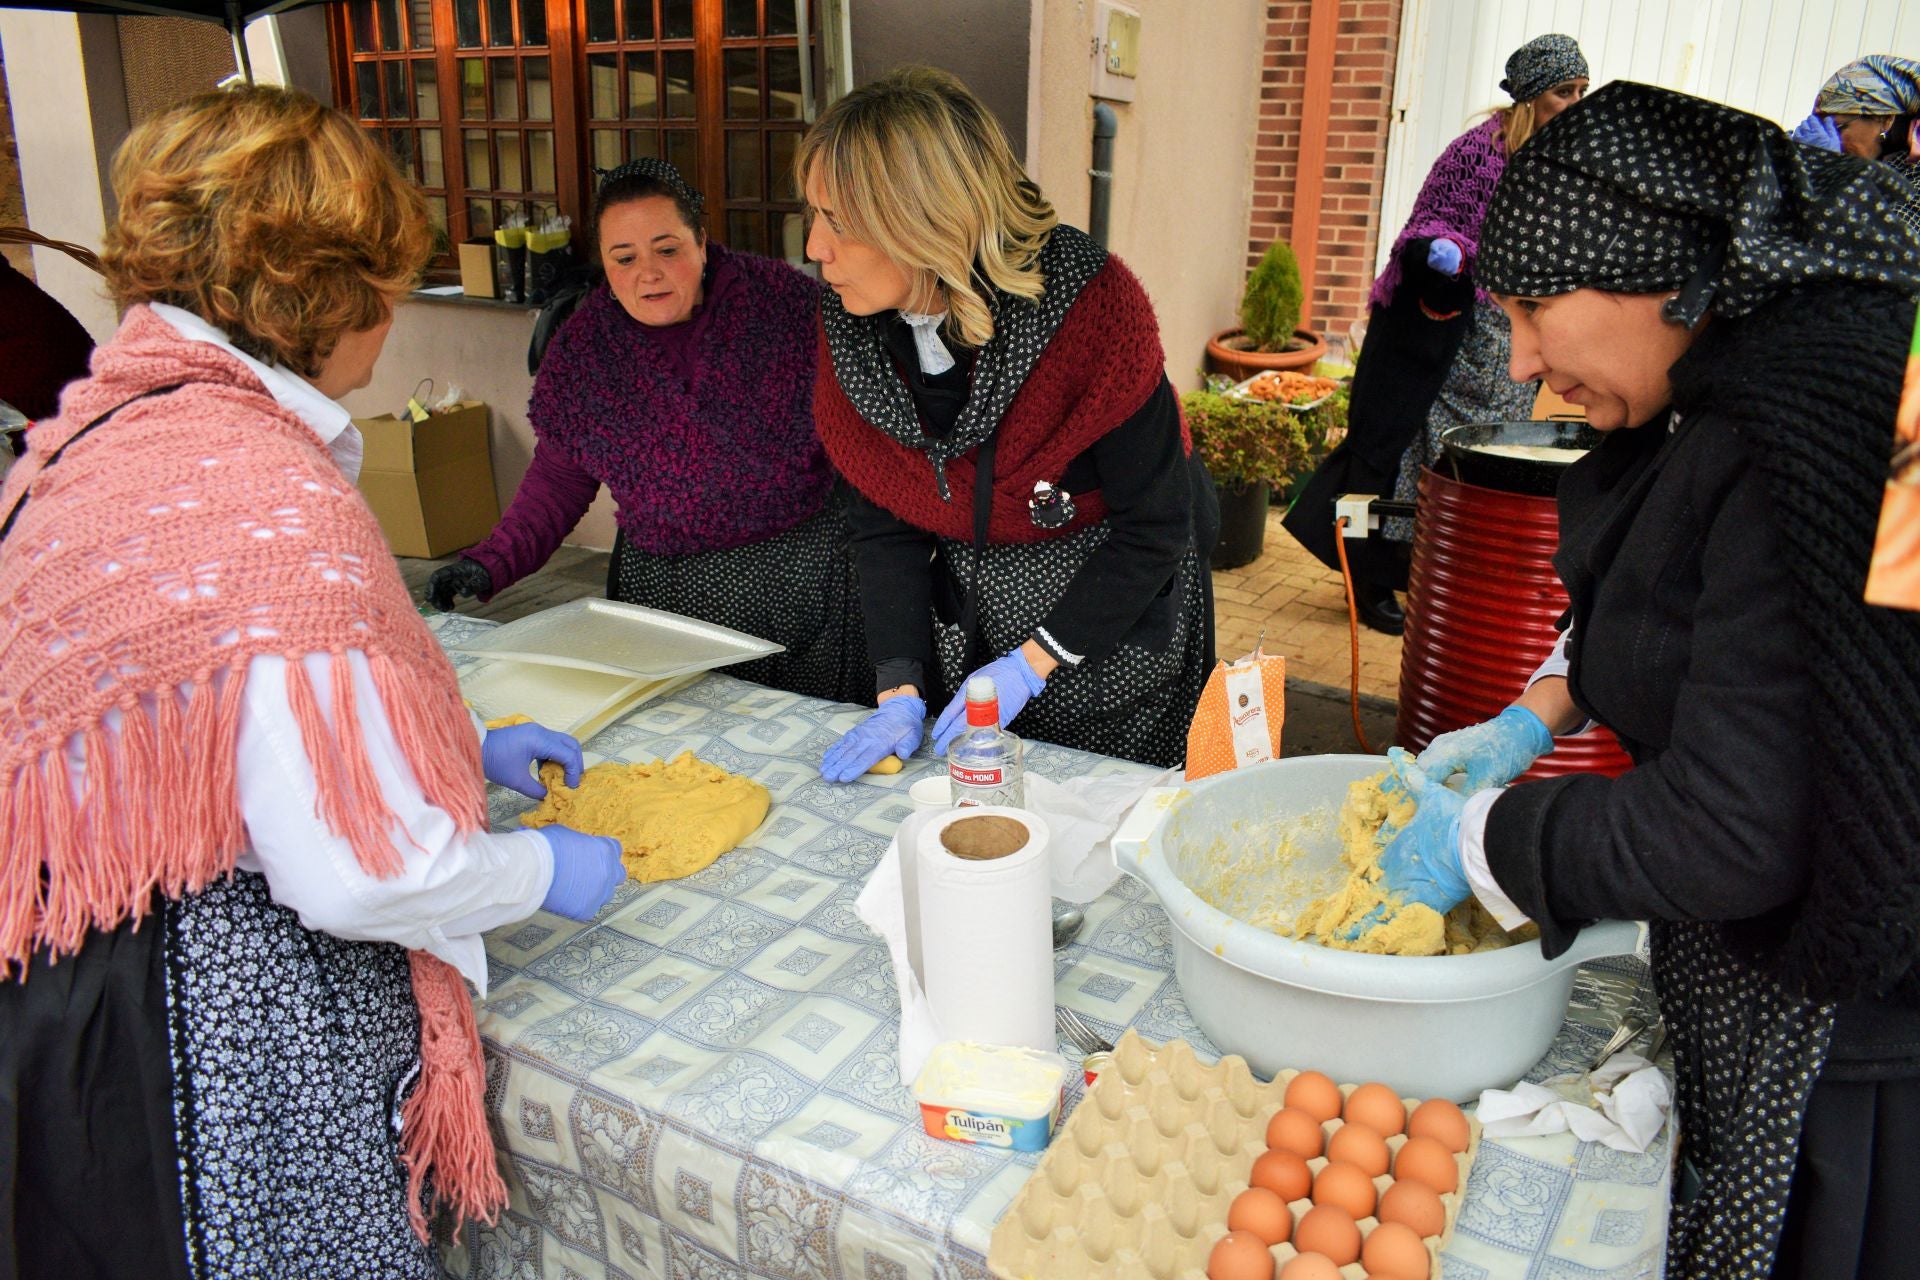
left=428, top=160, right=867, bottom=703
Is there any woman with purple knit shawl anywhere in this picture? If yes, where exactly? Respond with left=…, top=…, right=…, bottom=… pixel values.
left=1283, top=34, right=1589, bottom=634
left=428, top=160, right=867, bottom=703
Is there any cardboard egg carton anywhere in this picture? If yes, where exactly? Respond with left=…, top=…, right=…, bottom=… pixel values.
left=986, top=1031, right=1479, bottom=1280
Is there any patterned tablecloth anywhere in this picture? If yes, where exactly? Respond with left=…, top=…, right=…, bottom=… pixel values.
left=430, top=614, right=1672, bottom=1280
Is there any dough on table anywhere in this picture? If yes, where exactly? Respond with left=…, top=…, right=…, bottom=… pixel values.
left=519, top=752, right=771, bottom=883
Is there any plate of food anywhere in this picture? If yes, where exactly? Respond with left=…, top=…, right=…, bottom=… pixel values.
left=1230, top=369, right=1342, bottom=411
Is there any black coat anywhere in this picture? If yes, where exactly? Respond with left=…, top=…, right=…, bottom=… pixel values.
left=1484, top=282, right=1920, bottom=1070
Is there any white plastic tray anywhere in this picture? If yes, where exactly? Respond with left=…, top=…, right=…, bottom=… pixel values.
left=459, top=659, right=695, bottom=741
left=447, top=598, right=783, bottom=680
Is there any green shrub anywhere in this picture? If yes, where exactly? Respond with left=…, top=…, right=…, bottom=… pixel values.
left=1240, top=241, right=1305, bottom=353
left=1182, top=389, right=1312, bottom=490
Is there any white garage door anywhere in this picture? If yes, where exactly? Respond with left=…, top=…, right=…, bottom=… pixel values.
left=1376, top=0, right=1920, bottom=278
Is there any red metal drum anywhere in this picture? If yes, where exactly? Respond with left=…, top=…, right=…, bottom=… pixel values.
left=1396, top=465, right=1633, bottom=780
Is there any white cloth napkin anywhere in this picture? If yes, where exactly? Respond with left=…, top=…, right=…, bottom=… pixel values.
left=1476, top=1052, right=1672, bottom=1153
left=855, top=769, right=1172, bottom=1082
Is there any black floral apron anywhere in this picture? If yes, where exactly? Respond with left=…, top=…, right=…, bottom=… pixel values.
left=1652, top=921, right=1836, bottom=1279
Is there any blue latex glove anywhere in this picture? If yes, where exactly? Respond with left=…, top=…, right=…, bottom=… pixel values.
left=1414, top=704, right=1554, bottom=795
left=821, top=695, right=927, bottom=783
left=929, top=648, right=1049, bottom=755
left=1342, top=748, right=1469, bottom=938
left=1426, top=236, right=1463, bottom=277
left=1789, top=111, right=1842, bottom=151
left=535, top=825, right=626, bottom=921
left=482, top=721, right=585, bottom=799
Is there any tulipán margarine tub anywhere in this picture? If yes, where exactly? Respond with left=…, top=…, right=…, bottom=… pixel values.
left=913, top=1042, right=1068, bottom=1152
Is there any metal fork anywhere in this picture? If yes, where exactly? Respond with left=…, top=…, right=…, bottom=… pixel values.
left=1056, top=1006, right=1115, bottom=1056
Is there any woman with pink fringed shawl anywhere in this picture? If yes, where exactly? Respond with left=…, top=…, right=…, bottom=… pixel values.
left=0, top=87, right=626, bottom=1279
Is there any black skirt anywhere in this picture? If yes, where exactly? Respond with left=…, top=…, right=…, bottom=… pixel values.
left=0, top=906, right=191, bottom=1280
left=610, top=498, right=870, bottom=706
left=1772, top=1067, right=1920, bottom=1277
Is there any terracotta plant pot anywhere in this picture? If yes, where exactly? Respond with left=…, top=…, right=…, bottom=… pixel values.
left=1205, top=327, right=1328, bottom=384
left=1210, top=480, right=1271, bottom=570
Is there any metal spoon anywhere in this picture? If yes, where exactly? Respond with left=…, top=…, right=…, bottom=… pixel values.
left=1051, top=908, right=1086, bottom=949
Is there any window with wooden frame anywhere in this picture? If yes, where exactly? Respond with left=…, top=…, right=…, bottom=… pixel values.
left=331, top=0, right=816, bottom=274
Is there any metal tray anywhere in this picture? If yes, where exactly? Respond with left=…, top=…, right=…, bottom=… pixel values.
left=446, top=597, right=783, bottom=680
left=1226, top=370, right=1337, bottom=412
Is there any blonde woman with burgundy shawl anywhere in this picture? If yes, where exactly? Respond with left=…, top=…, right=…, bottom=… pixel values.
left=0, top=88, right=626, bottom=1279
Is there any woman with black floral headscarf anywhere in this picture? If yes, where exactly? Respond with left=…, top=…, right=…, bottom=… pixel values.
left=1356, top=82, right=1920, bottom=1277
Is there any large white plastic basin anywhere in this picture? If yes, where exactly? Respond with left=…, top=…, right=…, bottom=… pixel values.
left=1112, top=755, right=1638, bottom=1101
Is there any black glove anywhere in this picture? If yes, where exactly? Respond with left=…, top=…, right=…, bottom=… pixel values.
left=426, top=557, right=493, bottom=611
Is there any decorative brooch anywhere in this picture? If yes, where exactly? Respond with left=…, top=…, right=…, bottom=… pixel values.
left=1028, top=480, right=1076, bottom=529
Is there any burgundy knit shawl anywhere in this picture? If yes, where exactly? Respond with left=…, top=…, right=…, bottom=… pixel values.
left=814, top=253, right=1171, bottom=544
left=529, top=244, right=833, bottom=556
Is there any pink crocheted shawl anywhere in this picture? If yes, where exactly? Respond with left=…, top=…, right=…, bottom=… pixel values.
left=0, top=305, right=504, bottom=1236
left=1369, top=116, right=1509, bottom=310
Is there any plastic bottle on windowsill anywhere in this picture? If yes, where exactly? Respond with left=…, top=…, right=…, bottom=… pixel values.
left=947, top=675, right=1025, bottom=809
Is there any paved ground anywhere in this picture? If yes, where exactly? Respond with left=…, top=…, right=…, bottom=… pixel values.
left=398, top=513, right=1402, bottom=758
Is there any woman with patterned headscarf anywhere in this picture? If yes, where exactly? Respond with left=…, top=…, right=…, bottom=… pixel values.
left=1790, top=54, right=1920, bottom=236
left=1356, top=82, right=1920, bottom=1277
left=427, top=158, right=869, bottom=704
left=1283, top=34, right=1590, bottom=634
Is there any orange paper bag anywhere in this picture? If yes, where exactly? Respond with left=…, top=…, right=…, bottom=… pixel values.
left=1184, top=650, right=1287, bottom=781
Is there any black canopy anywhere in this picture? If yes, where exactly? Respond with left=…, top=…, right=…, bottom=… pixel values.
left=1, top=0, right=331, bottom=78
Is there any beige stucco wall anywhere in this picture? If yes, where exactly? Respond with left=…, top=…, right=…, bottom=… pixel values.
left=1027, top=0, right=1261, bottom=391
left=340, top=295, right=622, bottom=552
left=0, top=11, right=130, bottom=343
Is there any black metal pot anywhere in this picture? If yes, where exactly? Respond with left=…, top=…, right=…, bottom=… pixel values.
left=1211, top=480, right=1270, bottom=570
left=1437, top=420, right=1606, bottom=497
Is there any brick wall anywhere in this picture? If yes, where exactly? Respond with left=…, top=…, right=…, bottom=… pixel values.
left=1247, top=0, right=1401, bottom=348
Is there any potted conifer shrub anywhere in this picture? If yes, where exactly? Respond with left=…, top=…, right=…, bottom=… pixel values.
left=1206, top=241, right=1328, bottom=384
left=1183, top=385, right=1313, bottom=569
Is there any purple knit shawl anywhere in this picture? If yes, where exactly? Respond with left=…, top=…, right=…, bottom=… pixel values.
left=1369, top=117, right=1509, bottom=310
left=529, top=244, right=832, bottom=556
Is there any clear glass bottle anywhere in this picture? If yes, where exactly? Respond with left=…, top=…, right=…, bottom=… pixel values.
left=947, top=675, right=1026, bottom=808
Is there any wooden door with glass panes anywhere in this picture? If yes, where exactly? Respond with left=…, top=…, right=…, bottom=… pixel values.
left=332, top=0, right=812, bottom=269
left=583, top=0, right=814, bottom=261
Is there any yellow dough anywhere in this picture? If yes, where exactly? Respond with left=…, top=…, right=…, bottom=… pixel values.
left=867, top=754, right=904, bottom=775
left=1291, top=770, right=1533, bottom=956
left=519, top=753, right=771, bottom=883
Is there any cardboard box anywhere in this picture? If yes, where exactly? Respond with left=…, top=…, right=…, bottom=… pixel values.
left=457, top=239, right=498, bottom=298
left=354, top=400, right=500, bottom=558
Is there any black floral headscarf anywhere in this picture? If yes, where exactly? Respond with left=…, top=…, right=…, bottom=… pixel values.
left=1479, top=81, right=1920, bottom=325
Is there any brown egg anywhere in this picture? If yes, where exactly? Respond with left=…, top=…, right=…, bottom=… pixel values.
left=1249, top=1148, right=1314, bottom=1204
left=1265, top=1106, right=1327, bottom=1161
left=1377, top=1178, right=1448, bottom=1238
left=1343, top=1082, right=1407, bottom=1137
left=1227, top=1187, right=1293, bottom=1247
left=1407, top=1098, right=1471, bottom=1154
left=1283, top=1070, right=1343, bottom=1123
left=1293, top=1204, right=1362, bottom=1266
left=1278, top=1254, right=1343, bottom=1280
left=1207, top=1229, right=1275, bottom=1280
left=1393, top=1135, right=1461, bottom=1194
left=1326, top=1120, right=1392, bottom=1178
left=1361, top=1220, right=1431, bottom=1279
left=1310, top=1159, right=1378, bottom=1221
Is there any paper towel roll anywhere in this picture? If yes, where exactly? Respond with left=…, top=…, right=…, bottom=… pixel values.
left=913, top=806, right=1055, bottom=1053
